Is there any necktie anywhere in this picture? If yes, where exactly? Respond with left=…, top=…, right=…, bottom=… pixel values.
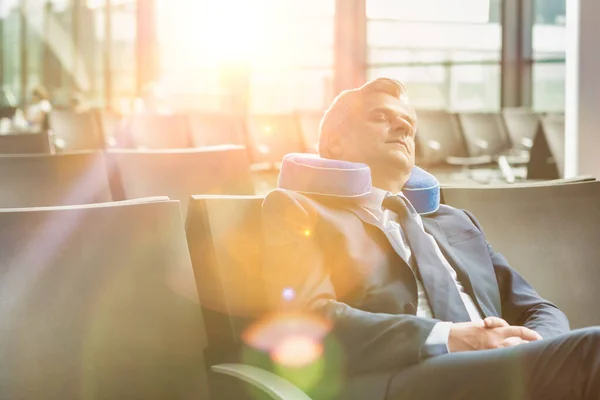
left=382, top=195, right=471, bottom=322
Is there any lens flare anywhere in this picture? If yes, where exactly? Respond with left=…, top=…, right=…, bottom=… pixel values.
left=272, top=335, right=323, bottom=368
left=243, top=312, right=331, bottom=367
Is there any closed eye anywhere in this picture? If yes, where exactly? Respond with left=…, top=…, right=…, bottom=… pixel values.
left=397, top=125, right=414, bottom=137
left=370, top=112, right=387, bottom=122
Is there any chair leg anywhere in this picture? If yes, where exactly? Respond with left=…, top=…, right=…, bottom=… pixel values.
left=497, top=155, right=516, bottom=184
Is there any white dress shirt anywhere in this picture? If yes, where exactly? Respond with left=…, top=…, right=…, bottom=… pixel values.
left=362, top=187, right=484, bottom=355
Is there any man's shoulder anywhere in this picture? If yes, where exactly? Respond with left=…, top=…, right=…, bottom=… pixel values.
left=263, top=189, right=355, bottom=211
left=262, top=188, right=347, bottom=220
left=262, top=188, right=319, bottom=210
left=431, top=204, right=469, bottom=218
left=425, top=204, right=483, bottom=233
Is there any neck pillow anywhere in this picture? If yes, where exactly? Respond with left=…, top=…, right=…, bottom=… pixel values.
left=278, top=153, right=440, bottom=215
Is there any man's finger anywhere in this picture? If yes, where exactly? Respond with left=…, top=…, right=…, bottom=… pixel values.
left=498, top=337, right=529, bottom=348
left=498, top=326, right=542, bottom=341
left=484, top=317, right=509, bottom=329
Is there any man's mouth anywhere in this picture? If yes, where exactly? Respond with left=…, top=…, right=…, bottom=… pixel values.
left=385, top=139, right=408, bottom=150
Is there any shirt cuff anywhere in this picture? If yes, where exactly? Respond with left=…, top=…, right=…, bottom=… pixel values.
left=421, top=321, right=453, bottom=358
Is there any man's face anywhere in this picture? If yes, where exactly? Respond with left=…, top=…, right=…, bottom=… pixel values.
left=337, top=92, right=417, bottom=174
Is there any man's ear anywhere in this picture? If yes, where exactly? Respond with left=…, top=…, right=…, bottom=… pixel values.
left=328, top=131, right=343, bottom=158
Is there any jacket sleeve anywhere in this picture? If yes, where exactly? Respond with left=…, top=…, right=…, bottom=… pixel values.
left=462, top=210, right=570, bottom=339
left=261, top=189, right=441, bottom=375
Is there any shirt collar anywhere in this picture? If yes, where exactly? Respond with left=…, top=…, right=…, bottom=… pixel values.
left=364, top=187, right=414, bottom=213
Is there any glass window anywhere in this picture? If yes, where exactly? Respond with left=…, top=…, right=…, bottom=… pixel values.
left=73, top=0, right=106, bottom=108
left=532, top=0, right=566, bottom=111
left=109, top=0, right=136, bottom=112
left=157, top=0, right=334, bottom=113
left=24, top=0, right=46, bottom=102
left=0, top=0, right=133, bottom=110
left=367, top=0, right=501, bottom=111
left=1, top=0, right=23, bottom=104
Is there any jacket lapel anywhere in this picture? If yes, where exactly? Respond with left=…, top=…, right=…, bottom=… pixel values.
left=345, top=203, right=416, bottom=275
left=421, top=217, right=500, bottom=318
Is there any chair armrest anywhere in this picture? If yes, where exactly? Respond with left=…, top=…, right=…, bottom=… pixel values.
left=445, top=155, right=493, bottom=166
left=494, top=152, right=530, bottom=165
left=53, top=137, right=66, bottom=151
left=521, top=137, right=534, bottom=149
left=211, top=363, right=312, bottom=400
left=426, top=140, right=441, bottom=150
left=474, top=138, right=489, bottom=150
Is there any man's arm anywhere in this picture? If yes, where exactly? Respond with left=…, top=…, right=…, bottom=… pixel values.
left=462, top=210, right=570, bottom=339
left=261, top=189, right=441, bottom=375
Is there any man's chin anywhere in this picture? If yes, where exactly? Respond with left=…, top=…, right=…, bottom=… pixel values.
left=381, top=152, right=414, bottom=173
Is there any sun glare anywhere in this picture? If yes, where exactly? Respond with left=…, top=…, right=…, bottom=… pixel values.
left=166, top=0, right=274, bottom=65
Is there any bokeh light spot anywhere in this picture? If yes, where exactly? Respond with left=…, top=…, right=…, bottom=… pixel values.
left=258, top=144, right=271, bottom=154
left=242, top=312, right=332, bottom=353
left=282, top=288, right=295, bottom=301
left=272, top=335, right=323, bottom=368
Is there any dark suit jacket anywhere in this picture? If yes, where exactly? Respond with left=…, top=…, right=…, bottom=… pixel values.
left=261, top=188, right=570, bottom=400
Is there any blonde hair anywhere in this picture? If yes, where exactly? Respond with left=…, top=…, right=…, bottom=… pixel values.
left=318, top=78, right=408, bottom=158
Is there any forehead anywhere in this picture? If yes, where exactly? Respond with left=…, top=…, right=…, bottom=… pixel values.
left=362, top=92, right=416, bottom=124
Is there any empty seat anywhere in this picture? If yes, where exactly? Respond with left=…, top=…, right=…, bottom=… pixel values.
left=0, top=151, right=112, bottom=207
left=414, top=110, right=493, bottom=184
left=0, top=198, right=207, bottom=399
left=98, top=109, right=124, bottom=147
left=246, top=114, right=304, bottom=167
left=187, top=195, right=266, bottom=338
left=120, top=113, right=192, bottom=149
left=502, top=108, right=540, bottom=150
left=49, top=109, right=105, bottom=151
left=457, top=112, right=513, bottom=157
left=186, top=195, right=384, bottom=400
left=458, top=112, right=528, bottom=183
left=187, top=195, right=303, bottom=400
left=0, top=132, right=52, bottom=154
left=442, top=181, right=600, bottom=328
left=416, top=110, right=469, bottom=165
left=108, top=146, right=255, bottom=217
left=541, top=113, right=565, bottom=177
left=188, top=113, right=245, bottom=147
left=296, top=112, right=324, bottom=153
left=0, top=105, right=17, bottom=119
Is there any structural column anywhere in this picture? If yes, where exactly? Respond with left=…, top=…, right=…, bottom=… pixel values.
left=103, top=0, right=112, bottom=109
left=135, top=0, right=158, bottom=95
left=500, top=0, right=533, bottom=108
left=333, top=0, right=367, bottom=95
left=19, top=0, right=27, bottom=106
left=564, top=0, right=600, bottom=178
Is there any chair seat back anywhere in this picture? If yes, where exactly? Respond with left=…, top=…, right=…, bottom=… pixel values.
left=0, top=199, right=207, bottom=399
left=0, top=151, right=112, bottom=207
left=122, top=114, right=192, bottom=149
left=188, top=113, right=245, bottom=147
left=49, top=110, right=105, bottom=151
left=0, top=132, right=52, bottom=154
left=415, top=110, right=468, bottom=166
left=108, top=146, right=255, bottom=217
left=442, top=181, right=600, bottom=328
left=458, top=112, right=512, bottom=157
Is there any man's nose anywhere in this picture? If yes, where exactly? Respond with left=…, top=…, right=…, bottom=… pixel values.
left=390, top=118, right=410, bottom=136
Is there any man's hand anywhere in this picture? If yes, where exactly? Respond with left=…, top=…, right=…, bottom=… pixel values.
left=448, top=317, right=543, bottom=353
